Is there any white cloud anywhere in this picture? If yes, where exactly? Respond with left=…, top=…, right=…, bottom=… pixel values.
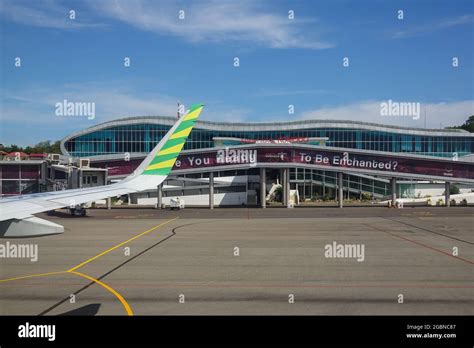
left=0, top=82, right=180, bottom=145
left=0, top=82, right=253, bottom=145
left=0, top=0, right=103, bottom=29
left=300, top=100, right=474, bottom=129
left=392, top=15, right=474, bottom=39
left=2, top=83, right=178, bottom=122
left=5, top=0, right=333, bottom=49
left=253, top=88, right=329, bottom=97
left=201, top=105, right=251, bottom=123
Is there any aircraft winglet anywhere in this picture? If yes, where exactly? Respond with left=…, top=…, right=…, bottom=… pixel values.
left=143, top=103, right=204, bottom=176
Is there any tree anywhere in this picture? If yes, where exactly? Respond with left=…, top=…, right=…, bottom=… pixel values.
left=448, top=115, right=474, bottom=133
left=2, top=140, right=62, bottom=154
left=450, top=184, right=460, bottom=195
left=50, top=140, right=61, bottom=153
left=4, top=144, right=21, bottom=152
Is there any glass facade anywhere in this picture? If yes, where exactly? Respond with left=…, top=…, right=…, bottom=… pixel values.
left=290, top=168, right=390, bottom=199
left=64, top=120, right=473, bottom=158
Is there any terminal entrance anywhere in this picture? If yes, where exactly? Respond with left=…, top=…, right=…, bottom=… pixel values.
left=258, top=168, right=391, bottom=207
left=290, top=168, right=390, bottom=202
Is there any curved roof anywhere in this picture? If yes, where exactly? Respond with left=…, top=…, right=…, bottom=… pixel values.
left=61, top=115, right=472, bottom=155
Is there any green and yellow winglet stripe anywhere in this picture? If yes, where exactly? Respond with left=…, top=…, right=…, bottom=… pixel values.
left=142, top=103, right=204, bottom=176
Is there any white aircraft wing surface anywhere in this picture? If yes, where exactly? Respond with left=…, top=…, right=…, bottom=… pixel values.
left=0, top=103, right=204, bottom=237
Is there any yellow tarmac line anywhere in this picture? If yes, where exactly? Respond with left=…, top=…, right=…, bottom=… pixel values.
left=69, top=270, right=133, bottom=316
left=0, top=271, right=67, bottom=283
left=1, top=218, right=177, bottom=315
left=68, top=217, right=178, bottom=272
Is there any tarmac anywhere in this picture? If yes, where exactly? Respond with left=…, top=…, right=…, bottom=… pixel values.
left=0, top=206, right=473, bottom=315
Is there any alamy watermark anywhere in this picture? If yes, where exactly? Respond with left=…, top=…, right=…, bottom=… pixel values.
left=0, top=241, right=38, bottom=262
left=380, top=99, right=420, bottom=120
left=324, top=241, right=365, bottom=262
left=18, top=322, right=55, bottom=341
left=55, top=99, right=95, bottom=120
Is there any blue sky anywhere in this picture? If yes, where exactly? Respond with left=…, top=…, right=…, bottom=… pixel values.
left=1, top=0, right=473, bottom=146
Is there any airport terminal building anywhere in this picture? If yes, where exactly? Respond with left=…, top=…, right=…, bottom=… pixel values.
left=62, top=116, right=473, bottom=158
left=54, top=116, right=474, bottom=207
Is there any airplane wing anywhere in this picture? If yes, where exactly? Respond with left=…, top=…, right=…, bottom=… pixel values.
left=0, top=103, right=204, bottom=237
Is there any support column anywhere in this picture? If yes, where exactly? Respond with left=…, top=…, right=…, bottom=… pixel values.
left=295, top=183, right=299, bottom=205
left=346, top=177, right=350, bottom=200
left=284, top=168, right=290, bottom=207
left=157, top=184, right=163, bottom=209
left=209, top=172, right=214, bottom=209
left=391, top=177, right=397, bottom=207
left=78, top=170, right=83, bottom=189
left=372, top=180, right=375, bottom=202
left=302, top=182, right=305, bottom=201
left=107, top=197, right=112, bottom=210
left=322, top=172, right=326, bottom=198
left=338, top=172, right=343, bottom=208
left=445, top=181, right=450, bottom=207
left=260, top=168, right=266, bottom=208
left=281, top=169, right=286, bottom=206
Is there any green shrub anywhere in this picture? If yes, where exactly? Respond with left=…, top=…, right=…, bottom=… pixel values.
left=322, top=194, right=332, bottom=202
left=449, top=184, right=460, bottom=195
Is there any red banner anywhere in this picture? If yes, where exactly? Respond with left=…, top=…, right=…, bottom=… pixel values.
left=95, top=146, right=473, bottom=181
